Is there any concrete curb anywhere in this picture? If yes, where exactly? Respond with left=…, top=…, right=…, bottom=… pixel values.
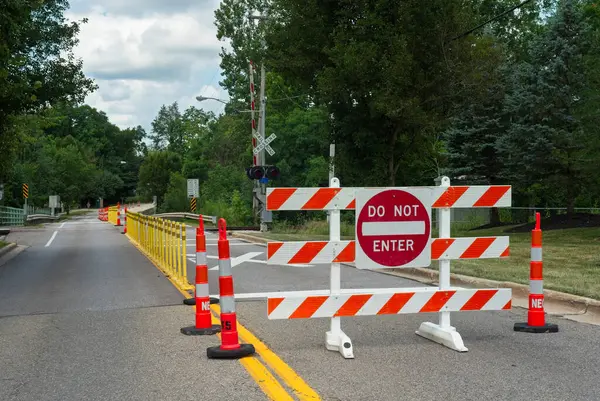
left=230, top=231, right=600, bottom=322
left=0, top=243, right=17, bottom=258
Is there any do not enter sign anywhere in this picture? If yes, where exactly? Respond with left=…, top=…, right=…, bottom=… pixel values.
left=355, top=188, right=432, bottom=269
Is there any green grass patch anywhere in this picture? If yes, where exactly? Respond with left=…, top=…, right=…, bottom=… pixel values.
left=0, top=240, right=7, bottom=249
left=258, top=220, right=600, bottom=300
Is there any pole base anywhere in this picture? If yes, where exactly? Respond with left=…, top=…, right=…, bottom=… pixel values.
left=326, top=330, right=354, bottom=359
left=514, top=322, right=559, bottom=333
left=207, top=343, right=255, bottom=359
left=183, top=297, right=220, bottom=306
left=416, top=322, right=468, bottom=352
left=180, top=325, right=221, bottom=336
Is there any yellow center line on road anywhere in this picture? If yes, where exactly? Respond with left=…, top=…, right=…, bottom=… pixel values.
left=126, top=237, right=318, bottom=400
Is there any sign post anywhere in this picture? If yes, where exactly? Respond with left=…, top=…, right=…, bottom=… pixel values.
left=355, top=188, right=432, bottom=270
left=23, top=183, right=29, bottom=217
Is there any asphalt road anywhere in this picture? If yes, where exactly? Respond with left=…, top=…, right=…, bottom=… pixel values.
left=0, top=216, right=267, bottom=401
left=185, top=227, right=600, bottom=401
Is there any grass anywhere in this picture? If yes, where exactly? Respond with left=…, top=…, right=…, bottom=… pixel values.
left=0, top=240, right=7, bottom=249
left=252, top=220, right=600, bottom=300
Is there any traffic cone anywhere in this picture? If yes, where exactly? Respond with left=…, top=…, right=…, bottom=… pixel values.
left=116, top=203, right=121, bottom=226
left=514, top=212, right=558, bottom=333
left=207, top=219, right=255, bottom=359
left=181, top=217, right=221, bottom=335
left=121, top=207, right=127, bottom=234
left=184, top=216, right=219, bottom=306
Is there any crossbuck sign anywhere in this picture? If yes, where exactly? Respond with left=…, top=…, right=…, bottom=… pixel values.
left=253, top=133, right=276, bottom=156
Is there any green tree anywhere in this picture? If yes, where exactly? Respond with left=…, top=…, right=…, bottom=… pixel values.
left=149, top=102, right=186, bottom=153
left=137, top=151, right=182, bottom=205
left=0, top=0, right=97, bottom=178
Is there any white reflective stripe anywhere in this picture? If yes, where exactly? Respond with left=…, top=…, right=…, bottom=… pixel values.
left=530, top=280, right=543, bottom=295
left=196, top=251, right=206, bottom=265
left=195, top=283, right=209, bottom=297
left=531, top=247, right=542, bottom=262
left=220, top=296, right=236, bottom=313
left=219, top=258, right=232, bottom=276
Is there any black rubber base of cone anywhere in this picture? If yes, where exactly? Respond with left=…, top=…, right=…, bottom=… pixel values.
left=180, top=325, right=221, bottom=336
left=183, top=297, right=220, bottom=306
left=207, top=343, right=255, bottom=359
left=514, top=322, right=559, bottom=333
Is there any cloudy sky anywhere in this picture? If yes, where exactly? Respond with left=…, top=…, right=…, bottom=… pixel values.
left=65, top=0, right=229, bottom=132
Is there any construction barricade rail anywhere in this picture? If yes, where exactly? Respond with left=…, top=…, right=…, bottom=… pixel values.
left=126, top=210, right=192, bottom=291
left=265, top=176, right=513, bottom=358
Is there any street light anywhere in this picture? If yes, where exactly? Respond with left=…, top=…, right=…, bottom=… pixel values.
left=196, top=96, right=256, bottom=113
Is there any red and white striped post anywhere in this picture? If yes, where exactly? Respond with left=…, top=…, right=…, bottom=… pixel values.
left=514, top=212, right=558, bottom=333
left=116, top=202, right=121, bottom=226
left=207, top=219, right=255, bottom=359
left=181, top=216, right=221, bottom=335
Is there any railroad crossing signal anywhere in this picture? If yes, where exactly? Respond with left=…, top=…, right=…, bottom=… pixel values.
left=22, top=183, right=29, bottom=199
left=253, top=133, right=276, bottom=156
left=190, top=197, right=197, bottom=212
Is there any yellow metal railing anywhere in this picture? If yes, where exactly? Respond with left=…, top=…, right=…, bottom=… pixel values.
left=108, top=206, right=118, bottom=225
left=126, top=211, right=191, bottom=291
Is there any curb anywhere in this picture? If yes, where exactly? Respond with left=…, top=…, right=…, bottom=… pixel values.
left=0, top=243, right=17, bottom=258
left=230, top=231, right=600, bottom=320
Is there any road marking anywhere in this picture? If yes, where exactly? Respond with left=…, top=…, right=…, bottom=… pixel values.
left=59, top=222, right=66, bottom=229
left=208, top=252, right=264, bottom=271
left=128, top=237, right=308, bottom=400
left=45, top=231, right=58, bottom=247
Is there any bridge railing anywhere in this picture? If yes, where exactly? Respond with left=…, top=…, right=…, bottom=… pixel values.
left=152, top=212, right=217, bottom=224
left=0, top=206, right=24, bottom=226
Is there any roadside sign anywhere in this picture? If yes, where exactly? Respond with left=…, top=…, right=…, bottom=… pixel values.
left=253, top=133, right=276, bottom=156
left=187, top=179, right=199, bottom=198
left=0, top=183, right=4, bottom=201
left=49, top=195, right=60, bottom=208
left=355, top=188, right=432, bottom=269
left=190, top=197, right=197, bottom=212
left=23, top=183, right=29, bottom=199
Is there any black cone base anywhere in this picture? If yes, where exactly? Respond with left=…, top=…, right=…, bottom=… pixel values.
left=207, top=343, right=255, bottom=359
left=183, top=297, right=220, bottom=306
left=180, top=325, right=221, bottom=336
left=514, top=322, right=559, bottom=333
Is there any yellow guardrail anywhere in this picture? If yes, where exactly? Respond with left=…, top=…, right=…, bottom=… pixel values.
left=126, top=211, right=191, bottom=291
left=108, top=206, right=118, bottom=225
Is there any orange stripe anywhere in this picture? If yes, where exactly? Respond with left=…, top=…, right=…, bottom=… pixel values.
left=267, top=242, right=284, bottom=260
left=196, top=265, right=208, bottom=283
left=503, top=300, right=512, bottom=310
left=500, top=247, right=510, bottom=257
left=196, top=233, right=206, bottom=252
left=333, top=242, right=355, bottom=263
left=473, top=186, right=510, bottom=207
left=334, top=294, right=372, bottom=317
left=346, top=199, right=356, bottom=209
left=431, top=238, right=455, bottom=260
left=460, top=290, right=497, bottom=310
left=460, top=237, right=496, bottom=259
left=419, top=291, right=456, bottom=312
left=532, top=231, right=542, bottom=247
left=289, top=296, right=328, bottom=319
left=432, top=186, right=469, bottom=208
left=289, top=242, right=327, bottom=264
left=267, top=188, right=297, bottom=210
left=267, top=298, right=285, bottom=315
left=377, top=293, right=415, bottom=315
left=302, top=188, right=341, bottom=209
left=530, top=261, right=543, bottom=280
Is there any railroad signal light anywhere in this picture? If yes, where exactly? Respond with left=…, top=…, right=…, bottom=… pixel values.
left=246, top=165, right=280, bottom=181
left=265, top=165, right=280, bottom=180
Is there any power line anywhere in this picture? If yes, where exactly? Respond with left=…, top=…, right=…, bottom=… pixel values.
left=448, top=0, right=535, bottom=43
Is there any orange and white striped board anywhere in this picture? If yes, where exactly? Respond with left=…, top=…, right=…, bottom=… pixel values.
left=266, top=288, right=512, bottom=319
left=267, top=237, right=510, bottom=265
left=266, top=185, right=511, bottom=211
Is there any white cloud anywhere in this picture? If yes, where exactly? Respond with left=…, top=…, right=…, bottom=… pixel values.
left=66, top=0, right=230, bottom=132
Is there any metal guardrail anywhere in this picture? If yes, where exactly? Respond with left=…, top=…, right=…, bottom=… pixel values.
left=152, top=212, right=217, bottom=225
left=0, top=206, right=24, bottom=226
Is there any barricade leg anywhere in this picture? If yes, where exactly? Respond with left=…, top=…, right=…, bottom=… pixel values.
left=184, top=216, right=219, bottom=306
left=207, top=219, right=255, bottom=359
left=514, top=212, right=558, bottom=333
left=416, top=176, right=468, bottom=352
left=325, top=177, right=354, bottom=359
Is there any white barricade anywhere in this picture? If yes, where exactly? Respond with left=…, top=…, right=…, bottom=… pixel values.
left=265, top=176, right=512, bottom=358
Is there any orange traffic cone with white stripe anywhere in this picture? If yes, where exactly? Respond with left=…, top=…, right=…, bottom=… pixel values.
left=181, top=217, right=221, bottom=335
left=514, top=212, right=558, bottom=333
left=207, top=219, right=255, bottom=359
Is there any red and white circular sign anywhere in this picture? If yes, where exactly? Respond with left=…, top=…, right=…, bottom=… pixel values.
left=356, top=189, right=431, bottom=268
